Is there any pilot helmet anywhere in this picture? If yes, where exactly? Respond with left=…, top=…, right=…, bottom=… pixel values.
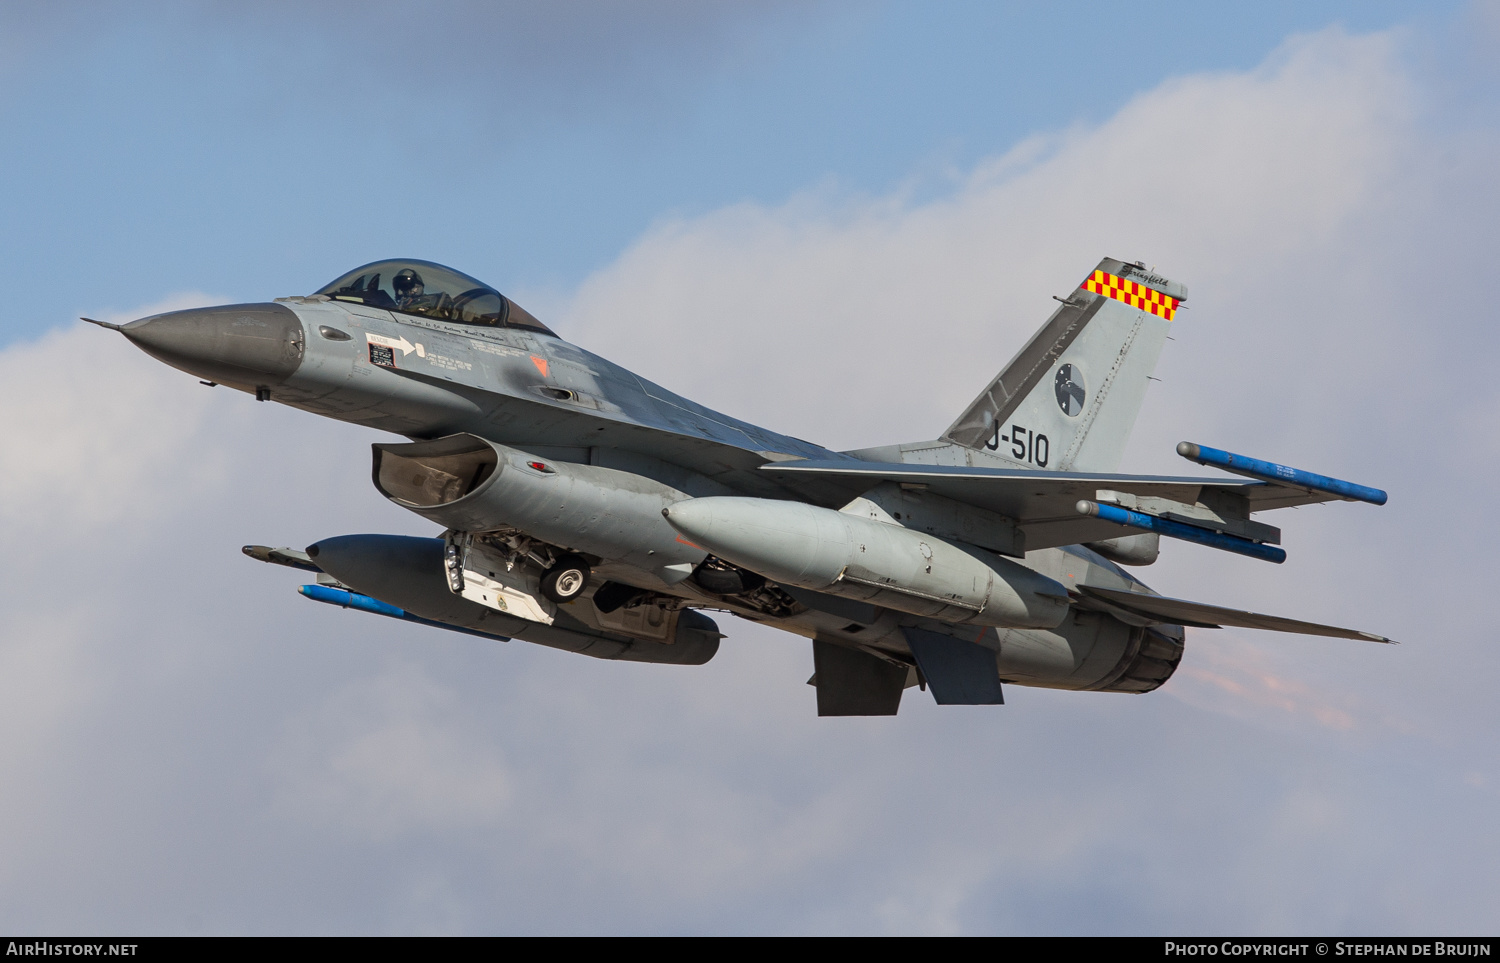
left=392, top=268, right=425, bottom=298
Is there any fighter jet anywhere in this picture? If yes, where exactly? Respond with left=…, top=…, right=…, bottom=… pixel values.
left=87, top=257, right=1391, bottom=715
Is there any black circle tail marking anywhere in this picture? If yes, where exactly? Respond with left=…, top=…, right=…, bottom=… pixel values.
left=1054, top=363, right=1086, bottom=417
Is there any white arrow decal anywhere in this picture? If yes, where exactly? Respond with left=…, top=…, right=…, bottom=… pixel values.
left=366, top=332, right=419, bottom=356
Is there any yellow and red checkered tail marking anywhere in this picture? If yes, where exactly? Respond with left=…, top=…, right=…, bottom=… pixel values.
left=1080, top=270, right=1178, bottom=320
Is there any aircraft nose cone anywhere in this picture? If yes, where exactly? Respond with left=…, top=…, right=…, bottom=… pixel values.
left=122, top=302, right=304, bottom=391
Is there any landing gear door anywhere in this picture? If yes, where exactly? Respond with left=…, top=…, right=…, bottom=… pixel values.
left=444, top=532, right=556, bottom=625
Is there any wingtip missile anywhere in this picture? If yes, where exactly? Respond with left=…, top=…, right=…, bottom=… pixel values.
left=1177, top=442, right=1388, bottom=505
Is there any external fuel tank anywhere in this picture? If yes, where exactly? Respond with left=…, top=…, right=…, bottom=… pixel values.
left=663, top=496, right=1070, bottom=630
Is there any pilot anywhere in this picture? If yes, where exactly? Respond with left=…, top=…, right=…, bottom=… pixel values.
left=392, top=268, right=425, bottom=307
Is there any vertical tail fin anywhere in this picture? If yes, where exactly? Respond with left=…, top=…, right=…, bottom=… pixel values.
left=943, top=258, right=1184, bottom=472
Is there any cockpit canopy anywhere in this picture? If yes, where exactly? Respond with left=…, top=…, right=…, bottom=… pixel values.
left=314, top=259, right=554, bottom=336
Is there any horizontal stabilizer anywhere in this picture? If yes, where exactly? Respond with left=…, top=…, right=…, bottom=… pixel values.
left=1077, top=585, right=1394, bottom=643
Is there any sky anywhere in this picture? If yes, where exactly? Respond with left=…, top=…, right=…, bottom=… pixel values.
left=0, top=0, right=1497, bottom=935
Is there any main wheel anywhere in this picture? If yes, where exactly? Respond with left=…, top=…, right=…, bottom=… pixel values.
left=540, top=555, right=591, bottom=603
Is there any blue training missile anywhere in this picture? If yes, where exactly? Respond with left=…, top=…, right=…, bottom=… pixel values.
left=298, top=583, right=512, bottom=642
left=1075, top=500, right=1288, bottom=564
left=1176, top=442, right=1387, bottom=506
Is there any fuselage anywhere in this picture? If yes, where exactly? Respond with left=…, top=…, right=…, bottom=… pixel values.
left=116, top=263, right=1183, bottom=696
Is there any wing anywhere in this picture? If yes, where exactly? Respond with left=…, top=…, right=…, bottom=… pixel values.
left=757, top=459, right=1334, bottom=552
left=1076, top=585, right=1395, bottom=643
left=761, top=438, right=1387, bottom=562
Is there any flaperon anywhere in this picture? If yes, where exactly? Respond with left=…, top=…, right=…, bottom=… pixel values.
left=89, top=256, right=1391, bottom=716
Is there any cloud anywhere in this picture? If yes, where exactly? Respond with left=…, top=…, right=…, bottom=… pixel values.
left=557, top=28, right=1411, bottom=452
left=0, top=296, right=225, bottom=535
left=269, top=661, right=512, bottom=840
left=0, top=23, right=1497, bottom=935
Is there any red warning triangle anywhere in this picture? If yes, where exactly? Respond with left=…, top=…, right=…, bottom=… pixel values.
left=530, top=355, right=549, bottom=377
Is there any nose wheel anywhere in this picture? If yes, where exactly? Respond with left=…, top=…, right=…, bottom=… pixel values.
left=540, top=555, right=591, bottom=603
